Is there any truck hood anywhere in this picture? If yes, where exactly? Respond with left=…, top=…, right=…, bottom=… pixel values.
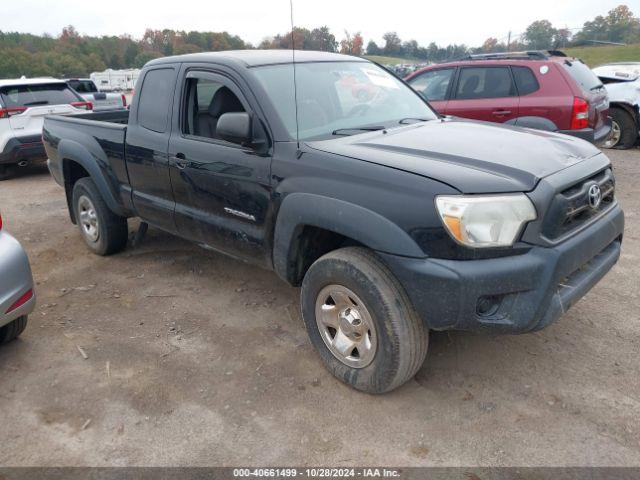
left=308, top=118, right=602, bottom=193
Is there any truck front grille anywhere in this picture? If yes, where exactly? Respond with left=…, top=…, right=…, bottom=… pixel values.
left=541, top=168, right=615, bottom=241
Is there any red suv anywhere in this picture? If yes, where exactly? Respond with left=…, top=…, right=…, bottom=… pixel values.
left=405, top=51, right=611, bottom=144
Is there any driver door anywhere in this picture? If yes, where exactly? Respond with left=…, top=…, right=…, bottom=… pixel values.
left=168, top=68, right=273, bottom=267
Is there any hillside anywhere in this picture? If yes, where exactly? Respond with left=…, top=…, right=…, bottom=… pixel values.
left=563, top=43, right=640, bottom=67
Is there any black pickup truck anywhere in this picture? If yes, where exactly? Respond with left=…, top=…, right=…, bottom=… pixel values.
left=44, top=50, right=624, bottom=393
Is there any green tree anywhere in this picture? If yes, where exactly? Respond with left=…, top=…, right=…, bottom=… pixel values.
left=524, top=20, right=557, bottom=49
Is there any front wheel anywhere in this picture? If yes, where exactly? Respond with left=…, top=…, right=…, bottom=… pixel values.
left=301, top=247, right=428, bottom=394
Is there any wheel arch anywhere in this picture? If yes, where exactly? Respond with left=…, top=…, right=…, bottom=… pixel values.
left=273, top=193, right=425, bottom=286
left=58, top=139, right=127, bottom=222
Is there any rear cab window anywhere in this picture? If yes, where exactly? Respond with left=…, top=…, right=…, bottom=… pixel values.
left=68, top=80, right=98, bottom=93
left=562, top=60, right=603, bottom=92
left=0, top=83, right=81, bottom=108
left=137, top=68, right=175, bottom=133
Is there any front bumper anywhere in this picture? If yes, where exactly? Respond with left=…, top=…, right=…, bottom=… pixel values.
left=0, top=135, right=47, bottom=166
left=0, top=230, right=36, bottom=327
left=379, top=204, right=624, bottom=334
left=559, top=118, right=612, bottom=145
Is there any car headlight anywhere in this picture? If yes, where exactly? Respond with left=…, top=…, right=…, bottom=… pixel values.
left=435, top=194, right=537, bottom=248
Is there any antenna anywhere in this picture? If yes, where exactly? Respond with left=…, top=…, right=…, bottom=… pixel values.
left=290, top=0, right=300, bottom=150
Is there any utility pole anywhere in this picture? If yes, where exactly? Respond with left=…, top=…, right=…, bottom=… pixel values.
left=507, top=31, right=511, bottom=51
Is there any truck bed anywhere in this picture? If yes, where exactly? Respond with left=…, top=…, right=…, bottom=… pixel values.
left=43, top=109, right=131, bottom=202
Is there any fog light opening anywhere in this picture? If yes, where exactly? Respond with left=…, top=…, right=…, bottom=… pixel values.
left=476, top=295, right=502, bottom=317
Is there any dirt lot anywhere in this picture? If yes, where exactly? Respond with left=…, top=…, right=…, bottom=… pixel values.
left=0, top=149, right=639, bottom=467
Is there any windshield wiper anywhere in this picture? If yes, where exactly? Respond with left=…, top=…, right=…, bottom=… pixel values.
left=22, top=101, right=49, bottom=106
left=332, top=126, right=385, bottom=136
left=399, top=117, right=430, bottom=124
left=590, top=84, right=605, bottom=91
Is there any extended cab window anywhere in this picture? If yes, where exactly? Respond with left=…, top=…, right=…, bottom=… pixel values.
left=182, top=77, right=245, bottom=140
left=512, top=66, right=540, bottom=95
left=408, top=68, right=454, bottom=101
left=455, top=67, right=515, bottom=99
left=137, top=68, right=175, bottom=133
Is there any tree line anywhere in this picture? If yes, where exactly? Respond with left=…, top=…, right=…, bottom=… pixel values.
left=0, top=4, right=637, bottom=78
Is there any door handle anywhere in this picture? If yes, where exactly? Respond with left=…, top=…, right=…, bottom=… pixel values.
left=171, top=153, right=188, bottom=169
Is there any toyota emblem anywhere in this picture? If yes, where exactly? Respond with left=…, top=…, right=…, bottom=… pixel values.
left=588, top=184, right=602, bottom=209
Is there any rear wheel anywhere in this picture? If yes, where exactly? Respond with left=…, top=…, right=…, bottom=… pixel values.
left=0, top=316, right=28, bottom=344
left=72, top=177, right=128, bottom=255
left=603, top=107, right=637, bottom=149
left=0, top=164, right=15, bottom=181
left=301, top=247, right=429, bottom=394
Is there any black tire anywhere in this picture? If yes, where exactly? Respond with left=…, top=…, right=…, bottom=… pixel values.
left=72, top=177, right=128, bottom=255
left=0, top=316, right=28, bottom=344
left=608, top=107, right=638, bottom=150
left=301, top=247, right=429, bottom=394
left=0, top=164, right=15, bottom=181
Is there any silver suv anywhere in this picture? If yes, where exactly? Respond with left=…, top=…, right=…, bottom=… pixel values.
left=0, top=213, right=35, bottom=343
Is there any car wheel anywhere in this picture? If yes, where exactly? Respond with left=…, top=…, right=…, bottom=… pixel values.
left=0, top=164, right=15, bottom=181
left=72, top=177, right=128, bottom=255
left=301, top=247, right=429, bottom=394
left=0, top=316, right=28, bottom=344
left=604, top=107, right=637, bottom=150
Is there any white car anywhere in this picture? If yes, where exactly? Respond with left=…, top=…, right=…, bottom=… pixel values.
left=0, top=78, right=92, bottom=180
left=66, top=79, right=127, bottom=111
left=593, top=62, right=640, bottom=149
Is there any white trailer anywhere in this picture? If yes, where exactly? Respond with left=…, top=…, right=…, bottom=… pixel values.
left=90, top=69, right=140, bottom=92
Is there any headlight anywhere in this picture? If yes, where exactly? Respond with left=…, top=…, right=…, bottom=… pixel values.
left=435, top=194, right=537, bottom=248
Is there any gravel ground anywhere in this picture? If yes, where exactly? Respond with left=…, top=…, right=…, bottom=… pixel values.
left=0, top=149, right=638, bottom=467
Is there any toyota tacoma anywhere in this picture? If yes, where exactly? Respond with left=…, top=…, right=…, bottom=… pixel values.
left=43, top=50, right=624, bottom=393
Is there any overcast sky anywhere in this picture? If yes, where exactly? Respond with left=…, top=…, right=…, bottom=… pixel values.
left=2, top=0, right=633, bottom=46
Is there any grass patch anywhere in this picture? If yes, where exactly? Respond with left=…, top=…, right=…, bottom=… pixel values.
left=563, top=44, right=640, bottom=67
left=364, top=55, right=420, bottom=65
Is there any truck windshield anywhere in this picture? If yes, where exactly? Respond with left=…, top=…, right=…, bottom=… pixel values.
left=68, top=80, right=99, bottom=93
left=252, top=61, right=437, bottom=141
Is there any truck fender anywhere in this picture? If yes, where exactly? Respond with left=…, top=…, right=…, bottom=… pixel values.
left=58, top=139, right=127, bottom=218
left=505, top=116, right=558, bottom=132
left=272, top=192, right=425, bottom=283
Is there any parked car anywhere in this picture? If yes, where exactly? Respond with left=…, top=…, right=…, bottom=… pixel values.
left=405, top=50, right=611, bottom=145
left=0, top=78, right=93, bottom=180
left=66, top=79, right=128, bottom=111
left=593, top=62, right=640, bottom=149
left=44, top=50, right=623, bottom=393
left=0, top=212, right=35, bottom=344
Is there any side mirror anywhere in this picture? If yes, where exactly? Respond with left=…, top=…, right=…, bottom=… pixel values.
left=217, top=112, right=251, bottom=145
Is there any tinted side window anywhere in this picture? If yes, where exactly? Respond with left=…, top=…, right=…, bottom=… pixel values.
left=138, top=68, right=175, bottom=133
left=408, top=68, right=454, bottom=101
left=562, top=60, right=603, bottom=92
left=512, top=66, right=540, bottom=95
left=455, top=67, right=515, bottom=99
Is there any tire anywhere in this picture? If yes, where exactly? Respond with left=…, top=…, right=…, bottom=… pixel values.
left=0, top=164, right=15, bottom=181
left=0, top=316, right=28, bottom=344
left=300, top=247, right=428, bottom=394
left=605, top=107, right=637, bottom=150
left=72, top=177, right=128, bottom=255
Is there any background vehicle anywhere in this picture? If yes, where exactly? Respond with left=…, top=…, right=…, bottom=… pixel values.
left=405, top=51, right=611, bottom=145
left=90, top=68, right=140, bottom=92
left=66, top=79, right=127, bottom=111
left=43, top=50, right=623, bottom=393
left=0, top=78, right=92, bottom=180
left=0, top=212, right=35, bottom=344
left=593, top=62, right=640, bottom=149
